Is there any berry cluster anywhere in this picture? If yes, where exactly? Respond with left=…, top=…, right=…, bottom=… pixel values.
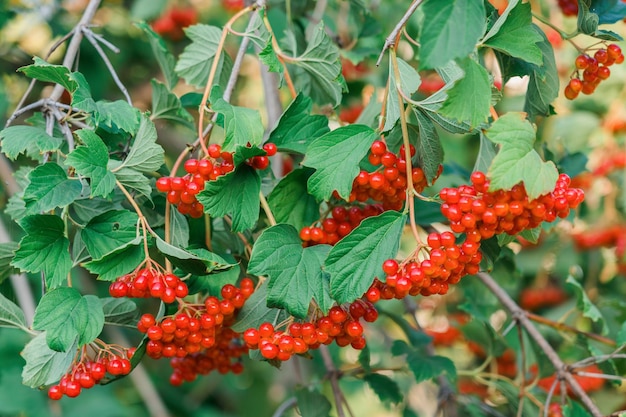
left=565, top=44, right=624, bottom=100
left=156, top=143, right=276, bottom=218
left=300, top=204, right=384, bottom=246
left=242, top=300, right=378, bottom=360
left=151, top=7, right=197, bottom=41
left=109, top=266, right=188, bottom=304
left=557, top=0, right=578, bottom=16
left=48, top=348, right=134, bottom=400
left=138, top=279, right=254, bottom=384
left=592, top=151, right=626, bottom=176
left=519, top=286, right=568, bottom=311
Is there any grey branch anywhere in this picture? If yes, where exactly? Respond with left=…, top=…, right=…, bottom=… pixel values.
left=376, top=0, right=425, bottom=66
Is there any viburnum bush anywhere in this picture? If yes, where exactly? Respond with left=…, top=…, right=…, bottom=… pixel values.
left=1, top=0, right=626, bottom=416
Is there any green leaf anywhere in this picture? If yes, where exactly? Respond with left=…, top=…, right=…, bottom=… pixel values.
left=33, top=287, right=104, bottom=351
left=0, top=242, right=18, bottom=283
left=102, top=297, right=139, bottom=326
left=131, top=0, right=167, bottom=20
left=0, top=292, right=27, bottom=330
left=439, top=58, right=492, bottom=128
left=303, top=124, right=378, bottom=201
left=524, top=25, right=559, bottom=120
left=211, top=94, right=264, bottom=153
left=110, top=165, right=154, bottom=201
left=384, top=57, right=421, bottom=132
left=473, top=131, right=497, bottom=173
left=566, top=275, right=609, bottom=335
left=413, top=110, right=444, bottom=184
left=364, top=373, right=403, bottom=405
left=170, top=209, right=190, bottom=248
left=563, top=401, right=593, bottom=417
left=69, top=72, right=97, bottom=113
left=482, top=0, right=519, bottom=40
left=419, top=0, right=486, bottom=69
left=150, top=79, right=194, bottom=129
left=358, top=345, right=371, bottom=372
left=248, top=224, right=333, bottom=318
left=65, top=129, right=116, bottom=198
left=519, top=227, right=541, bottom=244
left=175, top=24, right=233, bottom=88
left=83, top=237, right=144, bottom=281
left=327, top=211, right=406, bottom=304
left=197, top=164, right=261, bottom=232
left=267, top=93, right=330, bottom=154
left=94, top=100, right=141, bottom=134
left=136, top=22, right=178, bottom=89
left=407, top=353, right=456, bottom=383
left=82, top=210, right=140, bottom=259
left=617, top=322, right=626, bottom=346
left=288, top=22, right=344, bottom=107
left=294, top=387, right=332, bottom=417
left=578, top=0, right=599, bottom=35
left=0, top=126, right=62, bottom=160
left=155, top=236, right=233, bottom=276
left=268, top=168, right=319, bottom=230
left=485, top=112, right=559, bottom=199
left=21, top=333, right=76, bottom=388
left=482, top=1, right=543, bottom=65
left=22, top=163, right=83, bottom=215
left=11, top=215, right=72, bottom=289
left=231, top=281, right=290, bottom=333
left=115, top=114, right=164, bottom=173
left=18, top=57, right=77, bottom=92
left=259, top=37, right=283, bottom=72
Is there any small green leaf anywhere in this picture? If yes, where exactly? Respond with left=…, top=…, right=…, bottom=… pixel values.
left=267, top=93, right=330, bottom=154
left=482, top=1, right=543, bottom=65
left=0, top=292, right=27, bottom=330
left=419, top=0, right=486, bottom=69
left=439, top=58, right=492, bottom=128
left=268, top=168, right=319, bottom=230
left=0, top=126, right=62, bottom=160
left=175, top=24, right=233, bottom=88
left=248, top=224, right=333, bottom=318
left=102, top=297, right=138, bottom=326
left=413, top=110, right=444, bottom=184
left=110, top=165, right=154, bottom=201
left=33, top=287, right=104, bottom=351
left=303, top=124, right=378, bottom=201
left=116, top=114, right=164, bottom=173
left=327, top=211, right=406, bottom=304
left=22, top=163, right=82, bottom=215
left=485, top=112, right=559, bottom=199
left=524, top=25, right=559, bottom=120
left=18, top=57, right=77, bottom=92
left=211, top=94, right=264, bottom=153
left=566, top=275, right=609, bottom=335
left=407, top=352, right=456, bottom=383
left=0, top=242, right=19, bottom=283
left=197, top=164, right=261, bottom=232
left=578, top=0, right=599, bottom=35
left=473, top=131, right=497, bottom=173
left=259, top=36, right=283, bottom=72
left=384, top=57, right=421, bottom=132
left=170, top=209, right=190, bottom=248
left=94, top=100, right=141, bottom=134
left=136, top=21, right=179, bottom=89
left=294, top=387, right=332, bottom=417
left=155, top=236, right=233, bottom=276
left=11, top=215, right=72, bottom=289
left=150, top=79, right=194, bottom=129
left=563, top=400, right=593, bottom=417
left=69, top=72, right=97, bottom=113
left=358, top=345, right=371, bottom=372
left=65, top=129, right=116, bottom=198
left=364, top=373, right=403, bottom=405
left=21, top=333, right=76, bottom=388
left=231, top=281, right=290, bottom=333
left=83, top=237, right=144, bottom=281
left=616, top=322, right=626, bottom=346
left=81, top=210, right=140, bottom=259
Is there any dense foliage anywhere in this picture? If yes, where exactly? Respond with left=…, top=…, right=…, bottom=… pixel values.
left=1, top=0, right=626, bottom=416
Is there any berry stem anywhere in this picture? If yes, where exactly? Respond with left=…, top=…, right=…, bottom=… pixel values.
left=531, top=12, right=577, bottom=41
left=526, top=311, right=616, bottom=347
left=116, top=179, right=152, bottom=260
left=261, top=14, right=298, bottom=98
left=259, top=191, right=277, bottom=226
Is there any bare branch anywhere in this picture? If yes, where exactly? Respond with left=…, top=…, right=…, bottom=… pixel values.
left=320, top=344, right=346, bottom=417
left=271, top=397, right=297, bottom=417
left=376, top=0, right=425, bottom=66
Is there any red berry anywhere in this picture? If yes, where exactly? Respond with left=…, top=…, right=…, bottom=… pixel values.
left=263, top=143, right=277, bottom=156
left=48, top=385, right=63, bottom=400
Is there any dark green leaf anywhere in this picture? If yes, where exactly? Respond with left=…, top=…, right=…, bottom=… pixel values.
left=566, top=275, right=608, bottom=335
left=69, top=72, right=97, bottom=113
left=327, top=211, right=406, bottom=304
left=150, top=79, right=194, bottom=129
left=358, top=344, right=371, bottom=372
left=524, top=25, right=559, bottom=120
left=364, top=373, right=403, bottom=405
left=248, top=224, right=333, bottom=317
left=473, top=131, right=497, bottom=173
left=110, top=165, right=153, bottom=201
left=115, top=114, right=164, bottom=173
left=267, top=94, right=330, bottom=154
left=294, top=387, right=332, bottom=417
left=413, top=110, right=444, bottom=184
left=211, top=94, right=264, bottom=153
left=578, top=0, right=599, bottom=35
left=136, top=21, right=178, bottom=89
left=303, top=124, right=378, bottom=201
left=21, top=333, right=76, bottom=388
left=268, top=168, right=319, bottom=230
left=22, top=163, right=82, bottom=215
left=101, top=297, right=139, bottom=326
left=155, top=236, right=234, bottom=275
left=231, top=281, right=290, bottom=332
left=593, top=0, right=626, bottom=24
left=407, top=352, right=456, bottom=383
left=18, top=57, right=77, bottom=92
left=12, top=215, right=72, bottom=289
left=0, top=292, right=27, bottom=331
left=563, top=401, right=593, bottom=417
left=83, top=237, right=144, bottom=281
left=0, top=126, right=62, bottom=160
left=65, top=129, right=116, bottom=198
left=81, top=210, right=139, bottom=259
left=94, top=100, right=141, bottom=134
left=0, top=242, right=19, bottom=283
left=259, top=37, right=283, bottom=72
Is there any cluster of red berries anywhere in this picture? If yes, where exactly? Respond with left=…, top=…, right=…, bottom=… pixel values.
left=557, top=0, right=578, bottom=16
left=300, top=204, right=384, bottom=246
left=592, top=151, right=626, bottom=176
left=519, top=286, right=568, bottom=311
left=565, top=44, right=624, bottom=100
left=109, top=267, right=188, bottom=304
left=242, top=300, right=378, bottom=360
left=221, top=0, right=245, bottom=12
left=151, top=7, right=197, bottom=41
left=138, top=279, right=254, bottom=384
left=439, top=172, right=584, bottom=238
left=572, top=224, right=626, bottom=274
left=48, top=348, right=134, bottom=400
left=156, top=143, right=276, bottom=218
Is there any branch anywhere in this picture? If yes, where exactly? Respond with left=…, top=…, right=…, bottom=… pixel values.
left=271, top=397, right=297, bottom=417
left=476, top=272, right=603, bottom=417
left=376, top=0, right=425, bottom=66
left=319, top=344, right=346, bottom=417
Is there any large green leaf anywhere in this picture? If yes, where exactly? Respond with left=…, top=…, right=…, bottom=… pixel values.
left=524, top=25, right=559, bottom=119
left=197, top=164, right=261, bottom=232
left=21, top=333, right=76, bottom=388
left=295, top=387, right=332, bottom=417
left=485, top=112, right=558, bottom=199
left=0, top=126, right=62, bottom=160
left=439, top=58, right=492, bottom=128
left=419, top=0, right=486, bottom=69
left=18, top=57, right=77, bottom=93
left=65, top=129, right=116, bottom=198
left=114, top=114, right=164, bottom=173
left=303, top=124, right=378, bottom=201
left=81, top=210, right=139, bottom=259
left=94, top=100, right=141, bottom=134
left=136, top=22, right=179, bottom=89
left=83, top=237, right=144, bottom=281
left=0, top=292, right=27, bottom=331
left=267, top=168, right=319, bottom=230
left=248, top=224, right=333, bottom=318
left=231, top=281, right=290, bottom=333
left=110, top=165, right=153, bottom=201
left=267, top=94, right=330, bottom=154
left=327, top=211, right=406, bottom=304
left=155, top=236, right=234, bottom=276
left=413, top=110, right=444, bottom=184
left=364, top=373, right=403, bottom=405
left=482, top=1, right=543, bottom=65
left=101, top=297, right=139, bottom=326
left=22, top=163, right=83, bottom=215
left=211, top=92, right=264, bottom=153
left=384, top=56, right=422, bottom=132
left=11, top=215, right=72, bottom=289
left=395, top=341, right=457, bottom=383
left=150, top=79, right=194, bottom=129
left=33, top=287, right=104, bottom=351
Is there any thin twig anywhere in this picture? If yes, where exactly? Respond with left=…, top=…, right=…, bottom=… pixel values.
left=572, top=352, right=626, bottom=368
left=376, top=0, right=425, bottom=66
left=271, top=397, right=297, bottom=417
left=526, top=312, right=616, bottom=347
left=543, top=378, right=559, bottom=417
left=5, top=99, right=45, bottom=127
left=319, top=345, right=346, bottom=417
left=476, top=272, right=603, bottom=417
